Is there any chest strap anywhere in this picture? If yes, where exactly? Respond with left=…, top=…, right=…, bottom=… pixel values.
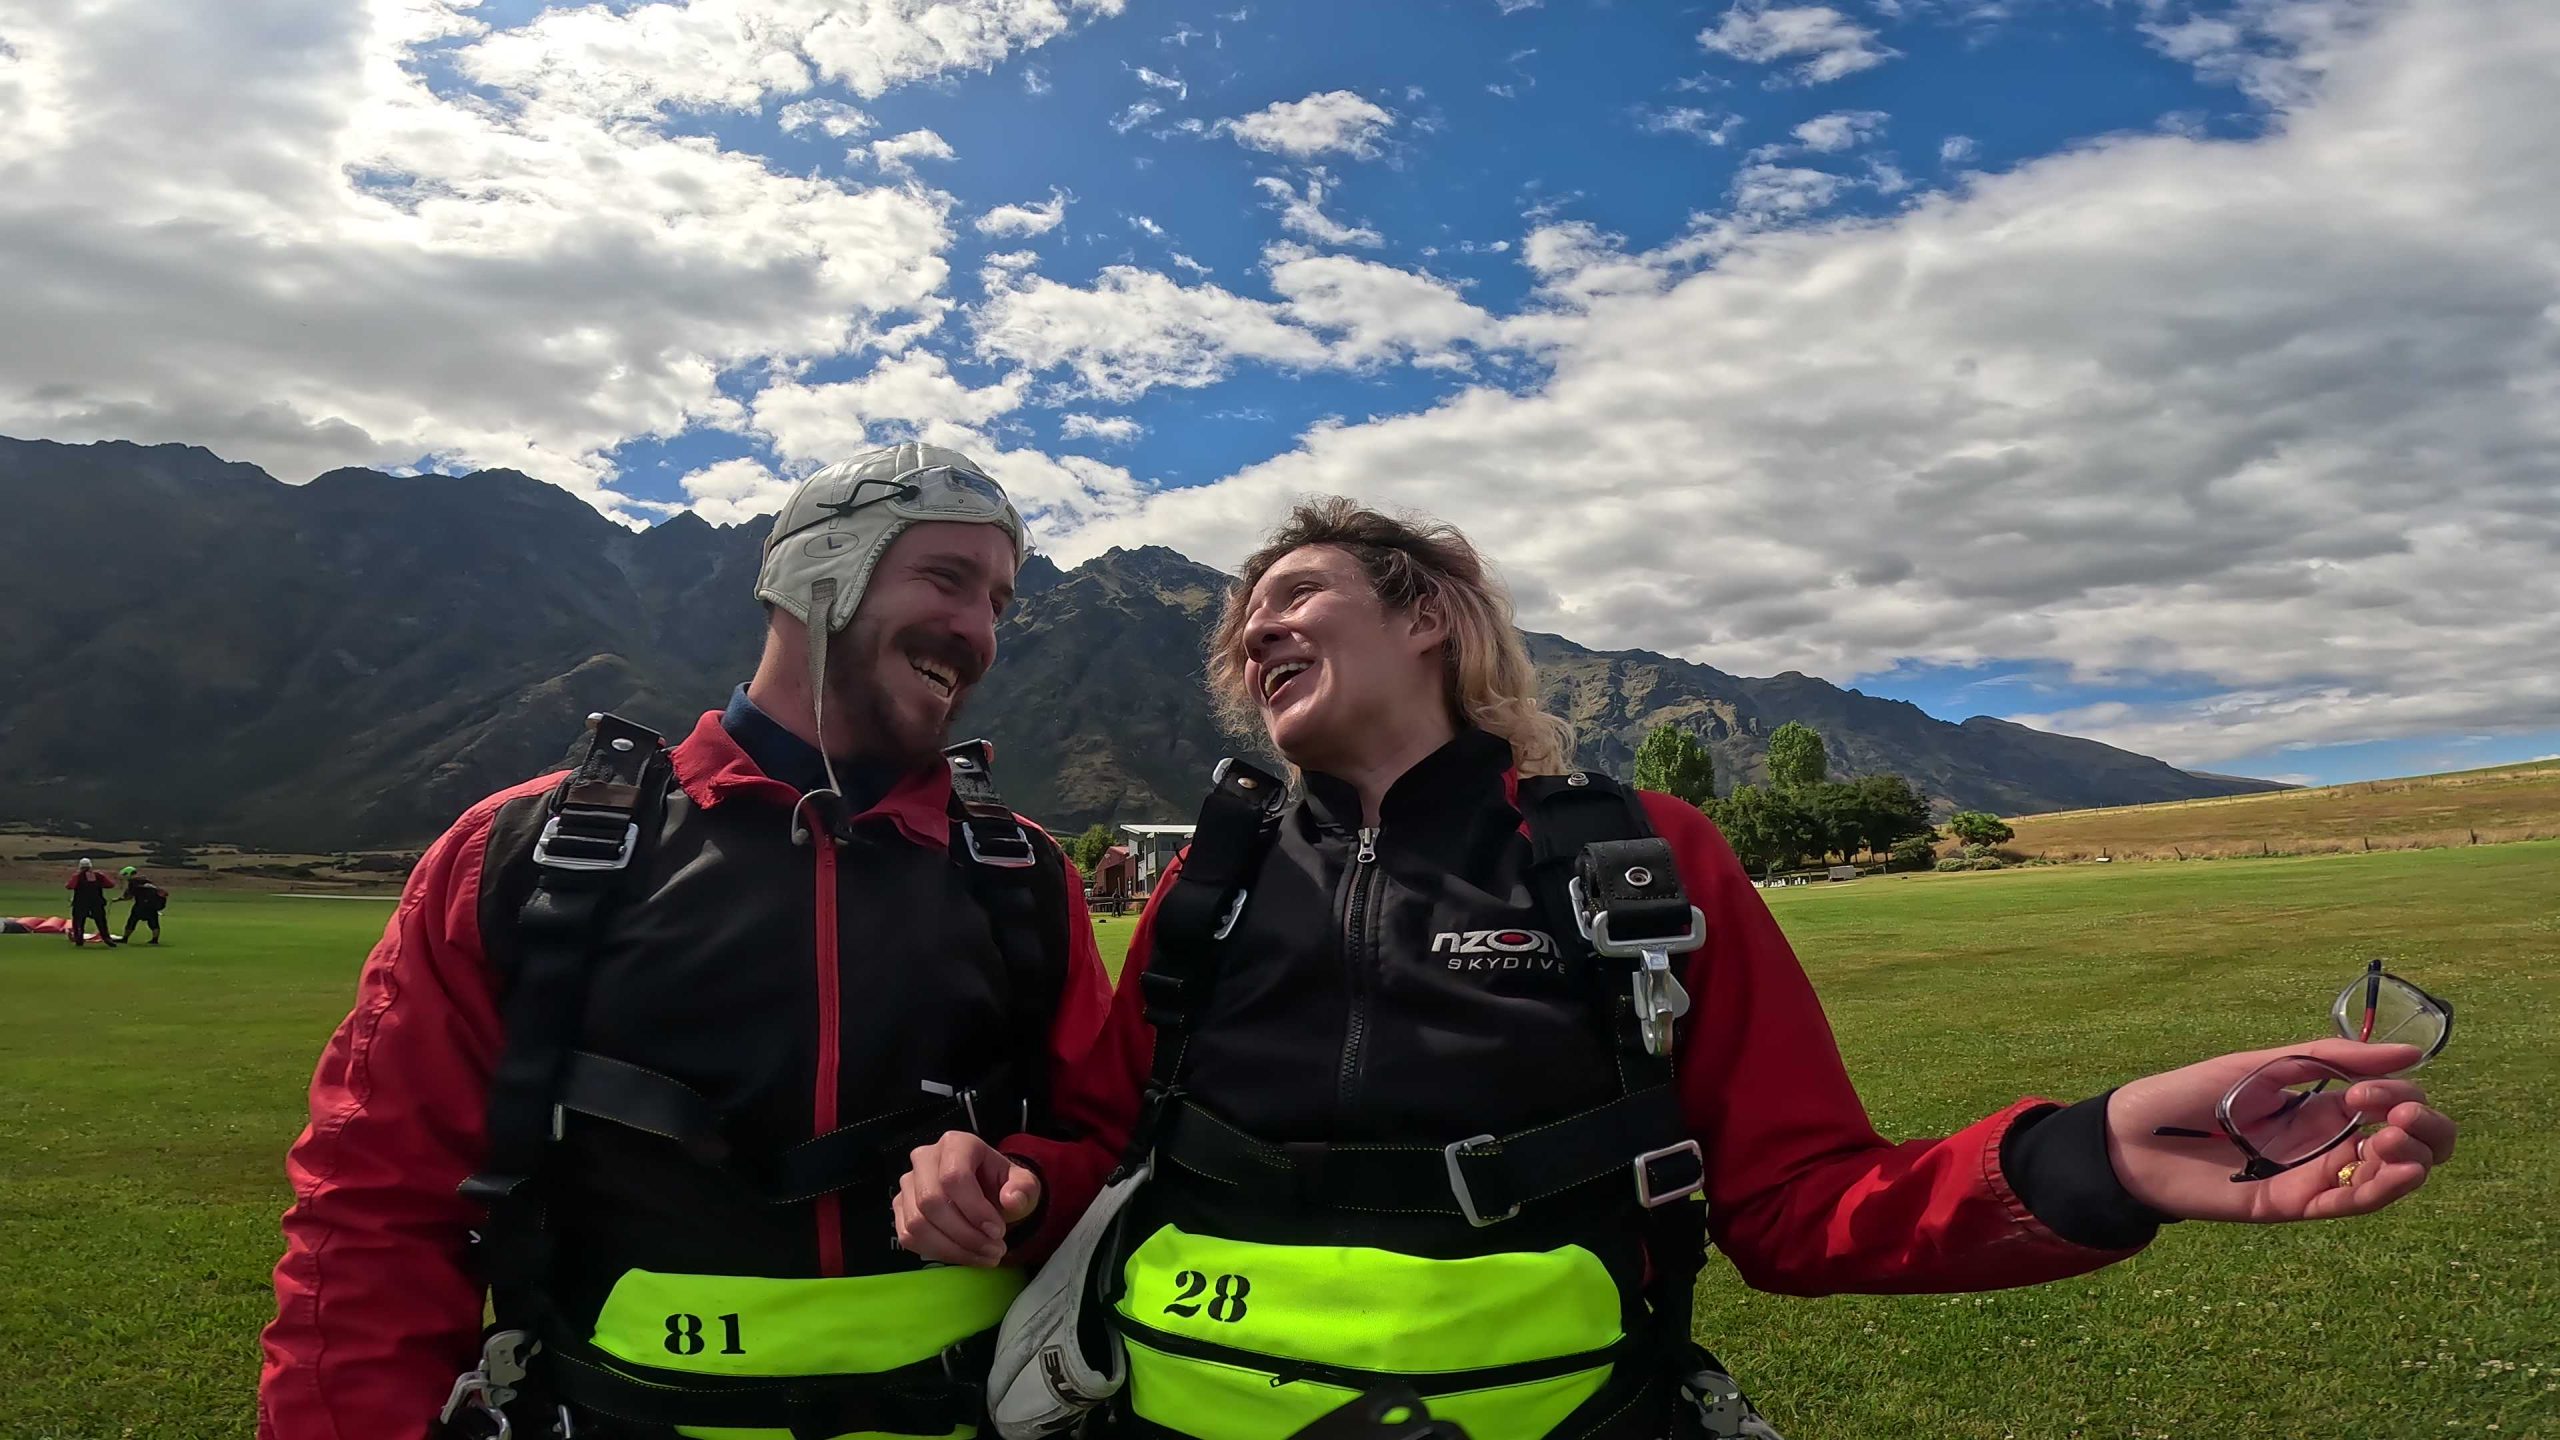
left=552, top=1050, right=1024, bottom=1205
left=1157, top=1091, right=1704, bottom=1228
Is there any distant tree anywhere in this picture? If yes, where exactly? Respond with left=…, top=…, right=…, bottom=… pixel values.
left=1632, top=724, right=1717, bottom=809
left=1947, top=811, right=2015, bottom=848
left=1710, top=783, right=1814, bottom=874
left=1850, top=774, right=1936, bottom=856
left=1887, top=834, right=1938, bottom=871
left=1806, top=782, right=1870, bottom=864
left=1765, top=722, right=1828, bottom=791
left=1070, top=822, right=1118, bottom=875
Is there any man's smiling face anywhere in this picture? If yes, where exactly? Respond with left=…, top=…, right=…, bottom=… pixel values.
left=822, top=520, right=1017, bottom=767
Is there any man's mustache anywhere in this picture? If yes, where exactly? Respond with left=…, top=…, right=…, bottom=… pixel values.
left=891, top=627, right=987, bottom=688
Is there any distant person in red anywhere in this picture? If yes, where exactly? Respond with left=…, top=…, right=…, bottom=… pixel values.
left=64, top=859, right=120, bottom=947
left=117, top=865, right=169, bottom=945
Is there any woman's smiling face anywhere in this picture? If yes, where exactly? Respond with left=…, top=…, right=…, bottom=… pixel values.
left=1235, top=543, right=1447, bottom=773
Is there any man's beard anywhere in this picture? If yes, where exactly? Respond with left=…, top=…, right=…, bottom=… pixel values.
left=823, top=618, right=976, bottom=771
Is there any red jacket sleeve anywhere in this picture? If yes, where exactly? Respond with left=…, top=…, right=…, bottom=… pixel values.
left=999, top=856, right=1177, bottom=1264
left=1643, top=793, right=2142, bottom=1295
left=258, top=801, right=509, bottom=1440
left=995, top=854, right=1124, bottom=1265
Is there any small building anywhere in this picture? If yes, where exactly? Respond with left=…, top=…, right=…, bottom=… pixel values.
left=1118, top=823, right=1196, bottom=893
left=1087, top=844, right=1138, bottom=898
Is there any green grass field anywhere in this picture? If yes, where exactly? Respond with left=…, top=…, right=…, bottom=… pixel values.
left=2, top=847, right=2554, bottom=1438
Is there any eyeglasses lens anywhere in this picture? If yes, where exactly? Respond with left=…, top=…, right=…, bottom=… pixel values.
left=2224, top=1057, right=2360, bottom=1169
left=2329, top=969, right=2450, bottom=1067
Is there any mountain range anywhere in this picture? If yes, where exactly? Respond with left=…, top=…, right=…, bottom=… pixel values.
left=0, top=436, right=2279, bottom=850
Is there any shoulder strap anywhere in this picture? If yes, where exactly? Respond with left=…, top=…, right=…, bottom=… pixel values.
left=1518, top=769, right=1714, bottom=1388
left=1127, top=756, right=1287, bottom=1169
left=944, top=738, right=1071, bottom=1136
left=462, top=712, right=671, bottom=1321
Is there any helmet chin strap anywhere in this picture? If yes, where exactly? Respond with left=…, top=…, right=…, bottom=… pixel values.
left=791, top=576, right=848, bottom=848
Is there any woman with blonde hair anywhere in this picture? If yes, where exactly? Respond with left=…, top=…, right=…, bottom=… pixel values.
left=902, top=497, right=2455, bottom=1440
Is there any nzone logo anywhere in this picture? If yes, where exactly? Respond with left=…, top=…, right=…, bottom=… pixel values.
left=1431, top=927, right=1561, bottom=971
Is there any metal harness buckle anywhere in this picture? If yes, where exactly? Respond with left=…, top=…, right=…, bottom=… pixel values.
left=1568, top=877, right=1703, bottom=1055
left=1212, top=888, right=1250, bottom=940
left=1442, top=1134, right=1521, bottom=1228
left=961, top=817, right=1038, bottom=868
left=1634, top=1139, right=1706, bottom=1208
left=1630, top=946, right=1694, bottom=1057
left=532, top=814, right=638, bottom=872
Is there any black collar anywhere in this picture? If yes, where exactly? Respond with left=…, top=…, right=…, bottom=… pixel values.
left=1298, top=728, right=1517, bottom=838
left=720, top=683, right=914, bottom=811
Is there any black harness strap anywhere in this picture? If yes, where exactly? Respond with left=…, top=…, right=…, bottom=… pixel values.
left=1155, top=1089, right=1703, bottom=1224
left=946, top=738, right=1072, bottom=1138
left=1127, top=757, right=1288, bottom=1172
left=551, top=1050, right=1022, bottom=1204
left=1520, top=772, right=1724, bottom=1437
left=463, top=715, right=670, bottom=1314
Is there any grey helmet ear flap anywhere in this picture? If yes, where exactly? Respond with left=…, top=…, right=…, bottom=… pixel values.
left=789, top=575, right=848, bottom=849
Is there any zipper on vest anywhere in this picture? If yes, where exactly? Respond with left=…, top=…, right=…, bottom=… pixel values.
left=1115, top=1315, right=1624, bottom=1397
left=1336, top=826, right=1380, bottom=1115
left=811, top=834, right=846, bottom=1278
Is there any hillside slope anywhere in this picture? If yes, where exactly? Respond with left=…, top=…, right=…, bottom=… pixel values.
left=0, top=435, right=2279, bottom=846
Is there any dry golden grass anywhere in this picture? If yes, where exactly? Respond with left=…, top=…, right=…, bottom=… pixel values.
left=2003, top=757, right=2560, bottom=861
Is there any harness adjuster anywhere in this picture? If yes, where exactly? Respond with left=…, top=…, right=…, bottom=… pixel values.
left=1212, top=887, right=1250, bottom=940
left=532, top=813, right=639, bottom=872
left=1567, top=875, right=1707, bottom=958
left=1442, top=1134, right=1521, bottom=1228
left=439, top=1328, right=540, bottom=1438
left=960, top=817, right=1038, bottom=869
left=1634, top=1139, right=1705, bottom=1208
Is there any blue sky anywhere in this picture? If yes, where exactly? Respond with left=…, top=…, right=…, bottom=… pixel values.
left=4, top=0, right=2555, bottom=787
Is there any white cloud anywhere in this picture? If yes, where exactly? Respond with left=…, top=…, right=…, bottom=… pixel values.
left=777, top=98, right=873, bottom=138
left=1495, top=0, right=1543, bottom=11
left=679, top=456, right=796, bottom=526
left=1699, top=4, right=1898, bottom=85
left=1792, top=109, right=1887, bottom=151
left=968, top=241, right=1510, bottom=403
left=867, top=128, right=955, bottom=174
left=0, top=0, right=965, bottom=513
left=456, top=0, right=1127, bottom=119
left=1036, top=0, right=2560, bottom=767
left=1638, top=106, right=1746, bottom=144
left=2138, top=0, right=2394, bottom=110
left=1252, top=173, right=1383, bottom=248
left=1264, top=246, right=1498, bottom=366
left=750, top=352, right=1026, bottom=469
left=1060, top=413, right=1144, bottom=443
left=1022, top=63, right=1052, bottom=95
left=1111, top=100, right=1162, bottom=133
left=1220, top=90, right=1396, bottom=159
left=1940, top=133, right=1978, bottom=164
left=1169, top=251, right=1213, bottom=276
left=1130, top=64, right=1186, bottom=98
left=976, top=190, right=1069, bottom=237
left=972, top=266, right=1333, bottom=399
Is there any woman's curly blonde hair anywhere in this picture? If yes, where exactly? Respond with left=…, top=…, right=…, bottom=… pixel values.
left=1206, top=496, right=1576, bottom=776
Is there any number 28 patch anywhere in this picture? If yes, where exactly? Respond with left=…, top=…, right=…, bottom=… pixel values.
left=1163, top=1269, right=1251, bottom=1323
